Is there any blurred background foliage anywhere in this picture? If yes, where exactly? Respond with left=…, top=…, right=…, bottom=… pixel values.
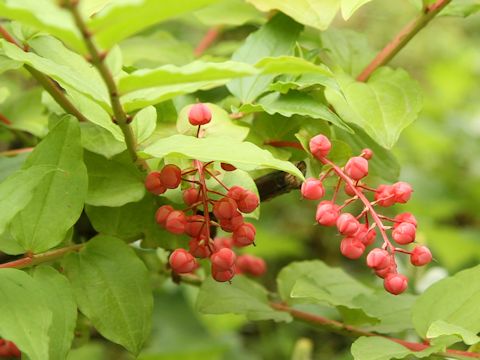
left=1, top=0, right=479, bottom=359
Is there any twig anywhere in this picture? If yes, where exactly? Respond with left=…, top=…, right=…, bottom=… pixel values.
left=194, top=26, right=223, bottom=57
left=0, top=244, right=84, bottom=269
left=0, top=147, right=33, bottom=157
left=356, top=0, right=452, bottom=82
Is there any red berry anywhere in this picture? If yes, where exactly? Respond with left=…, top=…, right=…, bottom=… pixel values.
left=361, top=148, right=373, bottom=160
left=375, top=259, right=396, bottom=279
left=344, top=182, right=363, bottom=197
left=392, top=222, right=416, bottom=245
left=188, top=103, right=212, bottom=126
left=392, top=182, right=413, bottom=203
left=366, top=248, right=390, bottom=269
left=410, top=246, right=432, bottom=266
left=237, top=190, right=259, bottom=213
left=221, top=163, right=236, bottom=171
left=236, top=254, right=266, bottom=276
left=210, top=248, right=236, bottom=271
left=375, top=185, right=396, bottom=207
left=394, top=212, right=417, bottom=229
left=165, top=210, right=187, bottom=234
left=309, top=134, right=332, bottom=159
left=232, top=223, right=256, bottom=247
left=145, top=172, right=166, bottom=195
left=219, top=211, right=244, bottom=232
left=301, top=178, right=325, bottom=200
left=188, top=237, right=211, bottom=258
left=355, top=224, right=376, bottom=246
left=155, top=205, right=174, bottom=227
left=213, top=237, right=233, bottom=251
left=345, top=156, right=369, bottom=181
left=183, top=188, right=201, bottom=206
left=315, top=201, right=340, bottom=226
left=227, top=186, right=246, bottom=201
left=384, top=273, right=408, bottom=295
left=185, top=215, right=207, bottom=237
left=340, top=237, right=365, bottom=259
left=336, top=213, right=360, bottom=236
left=160, top=164, right=182, bottom=189
left=211, top=265, right=235, bottom=282
left=169, top=249, right=198, bottom=274
left=213, top=197, right=238, bottom=220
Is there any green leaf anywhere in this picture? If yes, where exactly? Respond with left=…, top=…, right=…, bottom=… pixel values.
left=10, top=116, right=88, bottom=253
left=88, top=0, right=221, bottom=50
left=0, top=152, right=28, bottom=182
left=326, top=68, right=423, bottom=149
left=227, top=13, right=303, bottom=102
left=427, top=320, right=480, bottom=346
left=196, top=276, right=292, bottom=322
left=351, top=337, right=438, bottom=360
left=63, top=235, right=153, bottom=355
left=177, top=103, right=249, bottom=141
left=84, top=151, right=145, bottom=207
left=441, top=0, right=480, bottom=17
left=340, top=0, right=373, bottom=19
left=131, top=106, right=157, bottom=145
left=412, top=264, right=480, bottom=339
left=80, top=122, right=126, bottom=159
left=0, top=0, right=85, bottom=54
left=33, top=266, right=77, bottom=360
left=255, top=56, right=334, bottom=77
left=0, top=165, right=54, bottom=235
left=119, top=61, right=258, bottom=94
left=245, top=0, right=339, bottom=31
left=0, top=268, right=52, bottom=360
left=269, top=73, right=340, bottom=94
left=193, top=0, right=263, bottom=26
left=238, top=91, right=352, bottom=132
left=142, top=134, right=305, bottom=179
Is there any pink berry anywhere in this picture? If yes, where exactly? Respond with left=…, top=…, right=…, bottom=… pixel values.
left=392, top=222, right=416, bottom=245
left=315, top=201, right=340, bottom=226
left=375, top=258, right=396, bottom=278
left=188, top=237, right=211, bottom=258
left=384, top=273, right=408, bottom=295
left=366, top=248, right=390, bottom=269
left=236, top=254, right=266, bottom=276
left=183, top=188, right=201, bottom=206
left=375, top=185, right=396, bottom=207
left=345, top=156, right=369, bottom=181
left=392, top=182, right=413, bottom=203
left=159, top=164, right=182, bottom=189
left=211, top=265, right=235, bottom=282
left=227, top=186, right=246, bottom=201
left=169, top=249, right=198, bottom=274
left=394, top=212, right=417, bottom=229
left=237, top=190, right=259, bottom=213
left=210, top=248, right=236, bottom=271
left=185, top=215, right=206, bottom=237
left=340, top=237, right=365, bottom=259
left=232, top=223, right=256, bottom=247
left=355, top=224, right=377, bottom=246
left=145, top=172, right=166, bottom=195
left=165, top=210, right=187, bottom=234
left=301, top=178, right=325, bottom=200
left=309, top=134, right=332, bottom=159
left=336, top=213, right=360, bottom=236
left=219, top=211, right=244, bottom=232
left=155, top=205, right=174, bottom=227
left=188, top=103, right=212, bottom=126
left=213, top=237, right=233, bottom=251
left=410, top=246, right=432, bottom=266
left=221, top=163, right=236, bottom=171
left=362, top=148, right=373, bottom=160
left=344, top=182, right=363, bottom=197
left=213, top=197, right=238, bottom=220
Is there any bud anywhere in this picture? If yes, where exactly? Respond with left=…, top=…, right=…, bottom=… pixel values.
left=188, top=103, right=212, bottom=126
left=355, top=224, right=376, bottom=246
left=366, top=248, right=390, bottom=269
left=210, top=248, right=236, bottom=271
left=394, top=212, right=417, bottom=229
left=232, top=223, right=256, bottom=247
left=361, top=148, right=373, bottom=160
left=227, top=186, right=246, bottom=201
left=392, top=181, right=413, bottom=203
left=340, top=237, right=365, bottom=259
left=309, top=134, right=332, bottom=159
left=237, top=190, right=259, bottom=213
left=219, top=211, right=244, bottom=232
left=165, top=210, right=187, bottom=234
left=169, top=249, right=198, bottom=274
left=183, top=188, right=201, bottom=206
left=213, top=197, right=238, bottom=220
left=185, top=215, right=206, bottom=237
left=375, top=185, right=396, bottom=207
left=336, top=213, right=360, bottom=236
left=159, top=164, right=182, bottom=189
left=213, top=237, right=233, bottom=251
left=384, top=273, right=408, bottom=295
left=345, top=156, right=369, bottom=180
left=211, top=265, right=235, bottom=282
left=145, top=172, right=166, bottom=195
left=188, top=237, right=211, bottom=258
left=236, top=254, right=266, bottom=276
left=155, top=205, right=175, bottom=227
left=315, top=201, right=340, bottom=226
left=392, top=222, right=416, bottom=245
left=301, top=178, right=325, bottom=200
left=410, top=246, right=432, bottom=266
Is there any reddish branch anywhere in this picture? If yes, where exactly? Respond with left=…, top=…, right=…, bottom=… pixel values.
left=194, top=26, right=223, bottom=57
left=0, top=147, right=34, bottom=157
left=0, top=113, right=12, bottom=125
left=0, top=244, right=83, bottom=269
left=271, top=303, right=480, bottom=359
left=356, top=0, right=452, bottom=82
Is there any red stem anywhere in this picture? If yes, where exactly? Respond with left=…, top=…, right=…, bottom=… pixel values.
left=0, top=113, right=12, bottom=125
left=204, top=168, right=230, bottom=192
left=0, top=244, right=83, bottom=269
left=194, top=26, right=223, bottom=57
left=195, top=160, right=213, bottom=250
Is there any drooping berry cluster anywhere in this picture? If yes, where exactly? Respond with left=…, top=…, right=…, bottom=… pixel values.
left=304, top=134, right=432, bottom=295
left=145, top=103, right=264, bottom=282
left=0, top=339, right=20, bottom=358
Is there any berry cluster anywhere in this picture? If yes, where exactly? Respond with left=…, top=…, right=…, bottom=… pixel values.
left=304, top=134, right=432, bottom=295
left=145, top=103, right=264, bottom=282
left=0, top=339, right=20, bottom=358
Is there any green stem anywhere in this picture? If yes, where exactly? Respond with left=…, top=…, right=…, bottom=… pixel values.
left=0, top=244, right=84, bottom=269
left=356, top=0, right=452, bottom=82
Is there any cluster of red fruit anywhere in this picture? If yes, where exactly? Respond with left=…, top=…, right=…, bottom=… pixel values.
left=0, top=339, right=20, bottom=358
left=145, top=103, right=265, bottom=282
left=303, top=134, right=432, bottom=295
